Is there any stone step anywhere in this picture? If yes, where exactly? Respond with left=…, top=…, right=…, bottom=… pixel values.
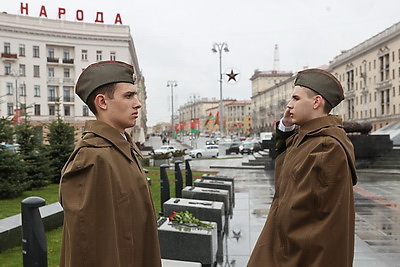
left=248, top=156, right=267, bottom=163
left=258, top=150, right=269, bottom=157
left=369, top=164, right=400, bottom=169
left=372, top=160, right=400, bottom=165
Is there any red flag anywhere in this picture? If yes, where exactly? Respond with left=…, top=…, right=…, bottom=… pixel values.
left=214, top=111, right=219, bottom=126
left=204, top=112, right=213, bottom=126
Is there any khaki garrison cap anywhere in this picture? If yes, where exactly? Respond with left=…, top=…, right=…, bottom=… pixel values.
left=294, top=68, right=344, bottom=108
left=75, top=61, right=136, bottom=104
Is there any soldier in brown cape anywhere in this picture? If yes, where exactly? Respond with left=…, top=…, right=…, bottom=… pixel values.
left=248, top=68, right=358, bottom=267
left=59, top=61, right=161, bottom=267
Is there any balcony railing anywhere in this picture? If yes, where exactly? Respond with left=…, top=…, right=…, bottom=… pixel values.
left=62, top=58, right=74, bottom=64
left=47, top=77, right=60, bottom=84
left=63, top=96, right=75, bottom=102
left=48, top=96, right=57, bottom=102
left=62, top=78, right=74, bottom=85
left=47, top=57, right=59, bottom=63
left=1, top=53, right=18, bottom=60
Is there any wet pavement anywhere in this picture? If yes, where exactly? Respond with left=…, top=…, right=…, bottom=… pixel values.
left=147, top=136, right=400, bottom=266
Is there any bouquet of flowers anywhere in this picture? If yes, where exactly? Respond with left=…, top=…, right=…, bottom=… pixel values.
left=168, top=210, right=214, bottom=229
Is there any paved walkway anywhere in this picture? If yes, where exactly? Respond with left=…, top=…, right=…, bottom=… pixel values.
left=147, top=136, right=400, bottom=266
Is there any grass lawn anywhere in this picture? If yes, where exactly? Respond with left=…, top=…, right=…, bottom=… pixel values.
left=0, top=166, right=215, bottom=266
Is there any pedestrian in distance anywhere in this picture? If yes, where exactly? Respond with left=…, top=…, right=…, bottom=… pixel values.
left=59, top=60, right=161, bottom=267
left=248, top=68, right=358, bottom=267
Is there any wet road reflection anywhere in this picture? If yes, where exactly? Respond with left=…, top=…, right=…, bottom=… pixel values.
left=354, top=173, right=400, bottom=266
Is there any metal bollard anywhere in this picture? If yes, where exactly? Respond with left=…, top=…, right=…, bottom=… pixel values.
left=21, top=196, right=48, bottom=267
left=174, top=160, right=183, bottom=198
left=185, top=158, right=193, bottom=186
left=159, top=164, right=170, bottom=215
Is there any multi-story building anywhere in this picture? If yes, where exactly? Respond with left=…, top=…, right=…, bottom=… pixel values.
left=178, top=97, right=235, bottom=134
left=250, top=70, right=293, bottom=132
left=0, top=12, right=147, bottom=142
left=251, top=20, right=400, bottom=133
left=330, top=21, right=400, bottom=131
left=177, top=98, right=252, bottom=136
left=225, top=100, right=252, bottom=135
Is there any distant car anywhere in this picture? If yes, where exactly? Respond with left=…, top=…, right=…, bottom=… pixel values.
left=205, top=139, right=218, bottom=145
left=239, top=142, right=262, bottom=154
left=0, top=143, right=20, bottom=153
left=225, top=142, right=241, bottom=155
left=153, top=145, right=178, bottom=154
left=189, top=145, right=219, bottom=158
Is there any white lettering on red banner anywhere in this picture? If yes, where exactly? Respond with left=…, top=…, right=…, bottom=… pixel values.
left=19, top=2, right=123, bottom=25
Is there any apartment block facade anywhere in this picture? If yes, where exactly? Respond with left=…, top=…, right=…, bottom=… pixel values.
left=251, top=21, right=400, bottom=133
left=330, top=21, right=400, bottom=131
left=0, top=12, right=146, bottom=141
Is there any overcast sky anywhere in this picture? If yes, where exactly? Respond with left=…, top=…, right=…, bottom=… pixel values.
left=2, top=0, right=400, bottom=126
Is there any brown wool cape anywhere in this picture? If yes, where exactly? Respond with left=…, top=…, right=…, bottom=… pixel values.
left=59, top=120, right=161, bottom=267
left=248, top=116, right=357, bottom=267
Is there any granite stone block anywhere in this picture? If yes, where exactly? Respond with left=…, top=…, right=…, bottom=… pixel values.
left=158, top=217, right=218, bottom=265
left=163, top=198, right=225, bottom=232
left=182, top=186, right=231, bottom=215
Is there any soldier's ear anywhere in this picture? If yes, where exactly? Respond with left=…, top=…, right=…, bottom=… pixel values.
left=313, top=95, right=324, bottom=110
left=95, top=94, right=107, bottom=111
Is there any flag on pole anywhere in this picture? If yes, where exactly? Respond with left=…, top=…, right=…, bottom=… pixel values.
left=190, top=118, right=195, bottom=131
left=214, top=111, right=219, bottom=126
left=204, top=112, right=213, bottom=126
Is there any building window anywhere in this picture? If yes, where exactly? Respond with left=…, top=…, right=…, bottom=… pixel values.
left=33, top=65, right=40, bottom=77
left=48, top=48, right=55, bottom=58
left=379, top=53, right=390, bottom=81
left=48, top=87, right=56, bottom=101
left=19, top=44, right=25, bottom=56
left=347, top=98, right=354, bottom=119
left=34, top=104, right=40, bottom=116
left=48, top=67, right=55, bottom=77
left=6, top=83, right=13, bottom=95
left=4, top=42, right=11, bottom=54
left=19, top=83, right=26, bottom=96
left=96, top=50, right=102, bottom=61
left=63, top=86, right=73, bottom=102
left=380, top=89, right=390, bottom=115
left=33, top=45, right=40, bottom=58
left=83, top=105, right=89, bottom=116
left=19, top=64, right=26, bottom=76
left=64, top=106, right=71, bottom=116
left=4, top=62, right=11, bottom=75
left=63, top=68, right=70, bottom=78
left=346, top=70, right=354, bottom=91
left=34, top=85, right=40, bottom=97
left=63, top=49, right=70, bottom=60
left=7, top=103, right=14, bottom=116
left=110, top=51, right=116, bottom=61
left=81, top=49, right=88, bottom=61
left=49, top=105, right=56, bottom=116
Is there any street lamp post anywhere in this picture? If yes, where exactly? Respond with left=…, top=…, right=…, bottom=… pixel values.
left=11, top=69, right=20, bottom=125
left=212, top=42, right=229, bottom=137
left=167, top=80, right=178, bottom=137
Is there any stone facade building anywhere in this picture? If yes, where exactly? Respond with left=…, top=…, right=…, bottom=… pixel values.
left=330, top=21, right=400, bottom=131
left=0, top=12, right=146, bottom=142
left=250, top=70, right=293, bottom=132
left=251, top=21, right=400, bottom=133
